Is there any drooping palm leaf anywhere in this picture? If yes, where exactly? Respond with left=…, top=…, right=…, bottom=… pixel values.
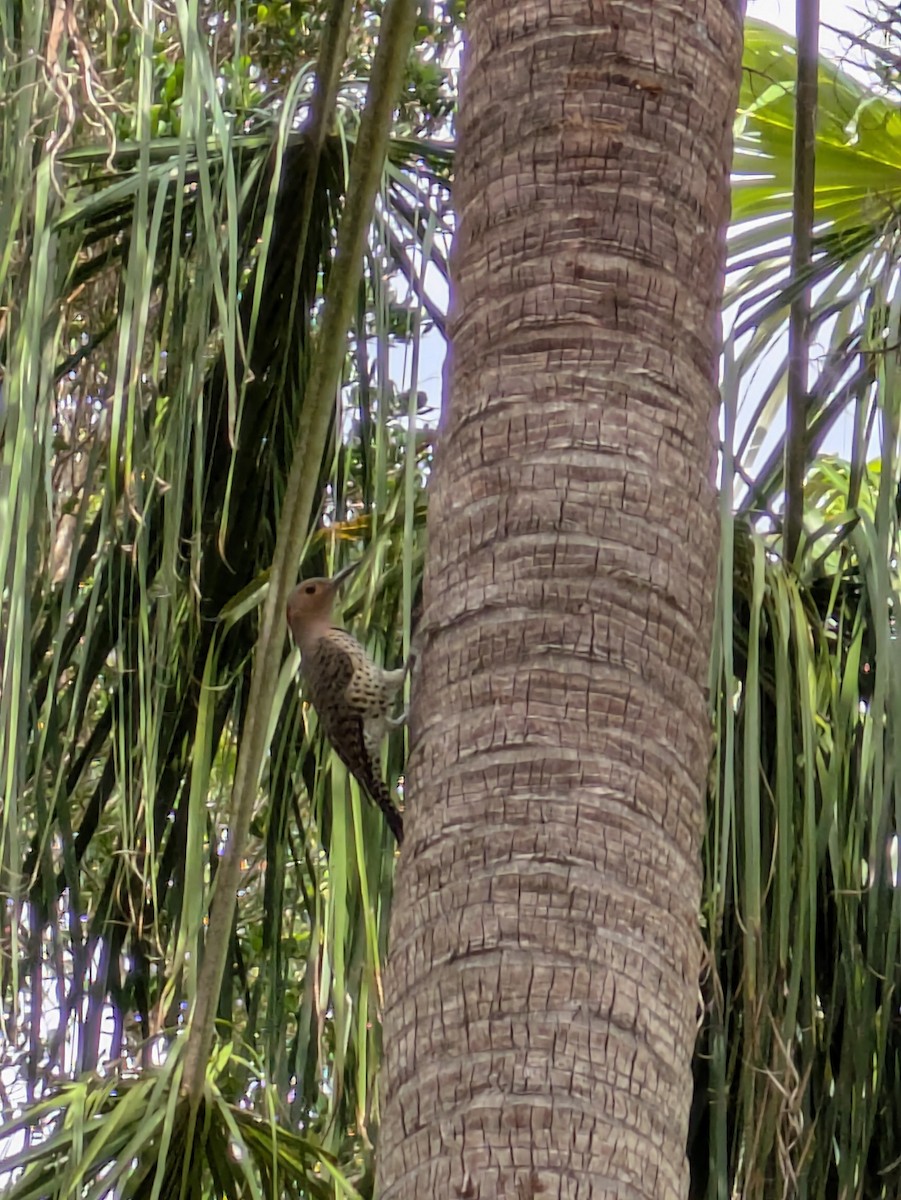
left=692, top=18, right=901, bottom=1199
left=0, top=0, right=448, bottom=1190
left=700, top=509, right=901, bottom=1200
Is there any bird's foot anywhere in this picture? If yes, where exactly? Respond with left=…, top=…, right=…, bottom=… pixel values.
left=386, top=709, right=409, bottom=730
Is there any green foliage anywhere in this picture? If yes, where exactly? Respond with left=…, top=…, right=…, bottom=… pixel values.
left=2, top=5, right=900, bottom=1200
left=698, top=510, right=901, bottom=1200
left=691, top=22, right=901, bottom=1195
left=0, top=1046, right=357, bottom=1200
left=0, top=0, right=449, bottom=1192
left=728, top=18, right=901, bottom=517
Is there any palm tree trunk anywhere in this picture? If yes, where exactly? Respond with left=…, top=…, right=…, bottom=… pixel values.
left=378, top=1, right=745, bottom=1195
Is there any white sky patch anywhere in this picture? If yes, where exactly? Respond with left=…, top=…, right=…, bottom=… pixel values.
left=748, top=0, right=868, bottom=55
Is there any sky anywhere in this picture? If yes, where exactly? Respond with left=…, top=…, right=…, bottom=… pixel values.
left=748, top=0, right=864, bottom=51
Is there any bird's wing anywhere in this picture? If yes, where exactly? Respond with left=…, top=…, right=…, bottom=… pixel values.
left=302, top=637, right=404, bottom=845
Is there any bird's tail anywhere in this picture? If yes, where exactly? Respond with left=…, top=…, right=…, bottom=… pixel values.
left=367, top=775, right=404, bottom=845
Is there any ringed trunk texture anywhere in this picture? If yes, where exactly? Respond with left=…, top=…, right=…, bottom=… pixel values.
left=379, top=1, right=745, bottom=1196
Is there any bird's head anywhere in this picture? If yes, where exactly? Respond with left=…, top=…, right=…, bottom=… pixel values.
left=286, top=560, right=359, bottom=650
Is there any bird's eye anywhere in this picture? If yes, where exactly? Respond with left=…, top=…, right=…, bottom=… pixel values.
left=305, top=584, right=316, bottom=594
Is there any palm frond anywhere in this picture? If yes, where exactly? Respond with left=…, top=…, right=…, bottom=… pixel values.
left=1, top=0, right=446, bottom=1184
left=729, top=18, right=901, bottom=527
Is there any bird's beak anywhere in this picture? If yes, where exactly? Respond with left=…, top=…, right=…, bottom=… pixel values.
left=331, top=559, right=361, bottom=588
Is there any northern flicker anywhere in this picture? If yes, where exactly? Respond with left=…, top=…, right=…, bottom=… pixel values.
left=286, top=562, right=408, bottom=844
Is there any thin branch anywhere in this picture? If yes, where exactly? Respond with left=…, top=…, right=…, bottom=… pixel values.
left=181, top=0, right=419, bottom=1102
left=784, top=0, right=820, bottom=561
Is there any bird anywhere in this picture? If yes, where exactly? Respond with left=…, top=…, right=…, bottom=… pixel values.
left=286, top=561, right=408, bottom=844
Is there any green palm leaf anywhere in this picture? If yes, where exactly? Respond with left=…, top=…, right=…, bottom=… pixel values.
left=1, top=0, right=443, bottom=1188
left=729, top=18, right=901, bottom=519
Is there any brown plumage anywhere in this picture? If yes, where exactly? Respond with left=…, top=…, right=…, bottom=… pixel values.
left=286, top=563, right=407, bottom=844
